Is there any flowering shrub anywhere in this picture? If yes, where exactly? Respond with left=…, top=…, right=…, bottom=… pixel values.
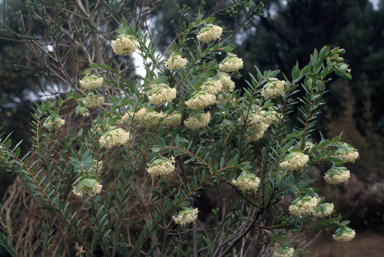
left=0, top=1, right=358, bottom=256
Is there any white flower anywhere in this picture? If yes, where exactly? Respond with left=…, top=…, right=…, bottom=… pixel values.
left=341, top=151, right=359, bottom=163
left=232, top=171, right=261, bottom=192
left=73, top=179, right=102, bottom=198
left=218, top=72, right=235, bottom=91
left=147, top=83, right=176, bottom=105
left=184, top=112, right=211, bottom=130
left=261, top=80, right=286, bottom=99
left=200, top=78, right=223, bottom=95
left=273, top=247, right=294, bottom=257
left=135, top=108, right=164, bottom=129
left=83, top=93, right=104, bottom=108
left=197, top=24, right=223, bottom=43
left=314, top=203, right=334, bottom=218
left=99, top=128, right=130, bottom=149
left=239, top=112, right=269, bottom=142
left=185, top=92, right=216, bottom=110
left=324, top=167, right=350, bottom=185
left=332, top=228, right=356, bottom=243
left=112, top=35, right=138, bottom=56
left=147, top=156, right=175, bottom=177
left=44, top=116, right=65, bottom=129
left=172, top=208, right=198, bottom=227
left=161, top=112, right=182, bottom=127
left=219, top=54, right=243, bottom=72
left=79, top=75, right=103, bottom=90
left=288, top=195, right=319, bottom=216
left=261, top=109, right=280, bottom=124
left=121, top=111, right=134, bottom=124
left=280, top=152, right=309, bottom=171
left=164, top=54, right=187, bottom=70
left=248, top=122, right=269, bottom=142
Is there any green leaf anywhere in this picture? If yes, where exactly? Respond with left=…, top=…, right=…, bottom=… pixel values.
left=204, top=17, right=216, bottom=23
left=157, top=136, right=166, bottom=147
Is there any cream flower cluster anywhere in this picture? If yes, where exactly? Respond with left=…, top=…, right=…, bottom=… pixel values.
left=112, top=35, right=138, bottom=56
left=147, top=83, right=177, bottom=105
left=99, top=128, right=130, bottom=149
left=196, top=24, right=223, bottom=43
left=332, top=228, right=356, bottom=243
left=273, top=247, right=294, bottom=257
left=135, top=108, right=164, bottom=129
left=79, top=75, right=103, bottom=90
left=44, top=116, right=65, bottom=129
left=238, top=112, right=269, bottom=142
left=73, top=179, right=102, bottom=198
left=121, top=111, right=134, bottom=124
left=324, top=167, right=350, bottom=185
left=232, top=171, right=261, bottom=192
left=261, top=109, right=280, bottom=125
left=162, top=112, right=182, bottom=127
left=83, top=94, right=104, bottom=108
left=314, top=203, right=334, bottom=218
left=288, top=195, right=319, bottom=216
left=261, top=80, right=286, bottom=99
left=334, top=143, right=359, bottom=163
left=280, top=152, right=309, bottom=171
left=200, top=79, right=223, bottom=95
left=172, top=208, right=199, bottom=227
left=248, top=122, right=269, bottom=142
left=219, top=55, right=243, bottom=72
left=185, top=92, right=216, bottom=110
left=341, top=151, right=359, bottom=163
left=184, top=112, right=211, bottom=130
left=219, top=72, right=235, bottom=91
left=147, top=156, right=175, bottom=177
left=164, top=54, right=187, bottom=70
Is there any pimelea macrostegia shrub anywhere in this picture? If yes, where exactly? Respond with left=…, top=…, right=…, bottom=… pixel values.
left=0, top=3, right=358, bottom=256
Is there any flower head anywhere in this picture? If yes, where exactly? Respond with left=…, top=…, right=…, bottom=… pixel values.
left=197, top=24, right=223, bottom=43
left=44, top=116, right=65, bottom=129
left=261, top=79, right=286, bottom=99
left=335, top=143, right=359, bottom=163
left=239, top=112, right=269, bottom=142
left=200, top=78, right=223, bottom=95
left=121, top=111, right=134, bottom=124
left=79, top=74, right=103, bottom=90
left=73, top=179, right=102, bottom=198
left=280, top=152, right=309, bottom=171
left=314, top=203, right=334, bottom=218
left=273, top=247, right=294, bottom=257
left=261, top=108, right=280, bottom=125
left=135, top=108, right=164, bottom=129
left=99, top=128, right=130, bottom=148
left=184, top=112, right=211, bottom=130
left=324, top=166, right=350, bottom=185
left=164, top=53, right=187, bottom=70
left=185, top=91, right=216, bottom=110
left=83, top=93, right=104, bottom=108
left=172, top=208, right=198, bottom=227
left=288, top=195, right=319, bottom=216
left=217, top=72, right=235, bottom=91
left=161, top=112, right=182, bottom=127
left=219, top=54, right=243, bottom=72
left=332, top=227, right=356, bottom=243
left=112, top=35, right=138, bottom=56
left=232, top=170, right=261, bottom=192
left=147, top=156, right=175, bottom=177
left=147, top=83, right=177, bottom=105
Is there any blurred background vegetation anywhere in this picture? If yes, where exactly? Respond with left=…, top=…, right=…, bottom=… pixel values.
left=1, top=0, right=383, bottom=256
